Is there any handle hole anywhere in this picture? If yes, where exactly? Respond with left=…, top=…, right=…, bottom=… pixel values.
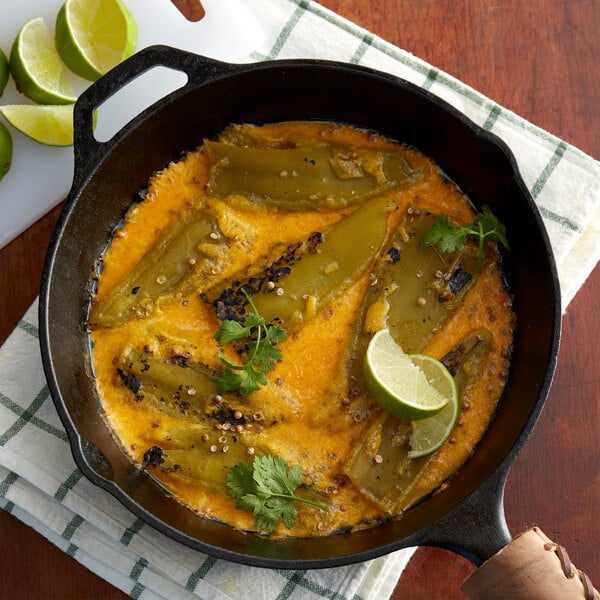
left=93, top=66, right=189, bottom=143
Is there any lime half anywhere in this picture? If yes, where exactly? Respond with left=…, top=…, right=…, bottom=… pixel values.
left=0, top=121, right=13, bottom=181
left=0, top=104, right=74, bottom=146
left=408, top=354, right=460, bottom=457
left=364, top=329, right=454, bottom=420
left=0, top=48, right=9, bottom=96
left=10, top=17, right=77, bottom=105
left=55, top=0, right=138, bottom=81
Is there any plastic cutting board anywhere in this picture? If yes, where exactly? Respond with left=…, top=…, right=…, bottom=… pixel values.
left=0, top=0, right=263, bottom=249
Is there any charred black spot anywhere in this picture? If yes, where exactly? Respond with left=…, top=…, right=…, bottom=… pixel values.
left=441, top=343, right=466, bottom=376
left=131, top=286, right=140, bottom=295
left=203, top=233, right=324, bottom=322
left=448, top=268, right=472, bottom=293
left=136, top=356, right=150, bottom=372
left=307, top=231, right=324, bottom=249
left=116, top=368, right=143, bottom=401
left=169, top=356, right=191, bottom=368
left=142, top=446, right=164, bottom=467
left=211, top=404, right=247, bottom=426
left=387, top=246, right=401, bottom=264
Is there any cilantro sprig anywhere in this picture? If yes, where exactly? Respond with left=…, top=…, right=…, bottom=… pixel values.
left=214, top=288, right=286, bottom=397
left=227, top=455, right=328, bottom=532
left=421, top=205, right=509, bottom=268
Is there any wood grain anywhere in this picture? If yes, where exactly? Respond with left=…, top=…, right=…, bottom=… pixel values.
left=0, top=1, right=597, bottom=598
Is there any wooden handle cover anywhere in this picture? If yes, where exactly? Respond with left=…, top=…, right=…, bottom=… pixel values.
left=171, top=0, right=206, bottom=22
left=461, top=527, right=599, bottom=600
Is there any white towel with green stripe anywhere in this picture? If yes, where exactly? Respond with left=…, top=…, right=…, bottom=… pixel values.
left=240, top=0, right=599, bottom=310
left=0, top=1, right=598, bottom=599
left=1, top=302, right=409, bottom=599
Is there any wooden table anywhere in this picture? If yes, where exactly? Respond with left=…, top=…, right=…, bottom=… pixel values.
left=0, top=1, right=597, bottom=597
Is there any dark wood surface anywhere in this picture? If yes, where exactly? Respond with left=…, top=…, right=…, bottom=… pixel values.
left=0, top=1, right=598, bottom=598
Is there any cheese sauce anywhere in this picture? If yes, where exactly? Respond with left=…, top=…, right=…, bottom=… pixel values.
left=89, top=121, right=514, bottom=538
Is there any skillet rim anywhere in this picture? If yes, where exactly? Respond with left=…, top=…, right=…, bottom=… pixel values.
left=38, top=48, right=562, bottom=569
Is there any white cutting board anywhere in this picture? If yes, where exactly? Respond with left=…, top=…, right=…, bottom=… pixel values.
left=0, top=0, right=263, bottom=249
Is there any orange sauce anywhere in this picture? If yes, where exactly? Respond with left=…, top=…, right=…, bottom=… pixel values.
left=89, top=121, right=514, bottom=538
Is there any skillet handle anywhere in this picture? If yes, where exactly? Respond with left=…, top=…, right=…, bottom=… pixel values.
left=71, top=45, right=236, bottom=186
left=410, top=462, right=513, bottom=564
left=461, top=527, right=599, bottom=599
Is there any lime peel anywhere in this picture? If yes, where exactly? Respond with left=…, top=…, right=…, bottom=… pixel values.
left=0, top=121, right=13, bottom=181
left=408, top=354, right=460, bottom=458
left=0, top=104, right=74, bottom=147
left=364, top=329, right=455, bottom=421
left=0, top=48, right=9, bottom=96
left=55, top=0, right=138, bottom=81
left=9, top=17, right=77, bottom=105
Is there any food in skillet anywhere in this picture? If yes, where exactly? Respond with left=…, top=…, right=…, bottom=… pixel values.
left=88, top=121, right=514, bottom=538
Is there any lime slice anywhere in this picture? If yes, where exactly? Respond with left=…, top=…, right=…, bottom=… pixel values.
left=55, top=0, right=138, bottom=81
left=0, top=48, right=9, bottom=96
left=0, top=121, right=13, bottom=181
left=364, top=328, right=453, bottom=420
left=0, top=104, right=74, bottom=146
left=408, top=353, right=460, bottom=458
left=9, top=17, right=77, bottom=105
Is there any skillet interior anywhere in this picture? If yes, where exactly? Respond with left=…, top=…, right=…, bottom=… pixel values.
left=39, top=53, right=561, bottom=568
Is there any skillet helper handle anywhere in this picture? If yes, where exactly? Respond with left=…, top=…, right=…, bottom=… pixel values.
left=461, top=526, right=599, bottom=599
left=72, top=45, right=234, bottom=182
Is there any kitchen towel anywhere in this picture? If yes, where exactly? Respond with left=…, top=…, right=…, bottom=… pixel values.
left=0, top=0, right=599, bottom=599
left=240, top=0, right=600, bottom=311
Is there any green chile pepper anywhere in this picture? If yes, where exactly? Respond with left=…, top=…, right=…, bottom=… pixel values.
left=205, top=139, right=421, bottom=209
left=370, top=214, right=479, bottom=353
left=250, top=195, right=395, bottom=329
left=159, top=446, right=252, bottom=492
left=93, top=208, right=226, bottom=327
left=342, top=212, right=479, bottom=392
left=116, top=348, right=219, bottom=417
left=342, top=329, right=492, bottom=513
left=116, top=348, right=273, bottom=426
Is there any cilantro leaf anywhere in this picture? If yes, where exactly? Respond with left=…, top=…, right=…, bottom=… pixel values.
left=421, top=214, right=467, bottom=253
left=226, top=460, right=254, bottom=499
left=213, top=289, right=286, bottom=397
left=254, top=499, right=290, bottom=532
left=254, top=497, right=298, bottom=531
left=239, top=492, right=267, bottom=514
left=237, top=368, right=268, bottom=397
left=249, top=339, right=283, bottom=373
left=266, top=323, right=287, bottom=345
left=214, top=320, right=251, bottom=346
left=253, top=455, right=303, bottom=496
left=476, top=205, right=509, bottom=249
left=244, top=312, right=266, bottom=329
left=421, top=206, right=509, bottom=268
left=214, top=358, right=267, bottom=397
left=279, top=501, right=299, bottom=529
left=227, top=456, right=328, bottom=533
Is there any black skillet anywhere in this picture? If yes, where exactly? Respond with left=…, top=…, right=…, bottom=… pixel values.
left=39, top=45, right=561, bottom=571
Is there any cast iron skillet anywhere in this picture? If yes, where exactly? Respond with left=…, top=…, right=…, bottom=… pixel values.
left=39, top=45, right=561, bottom=569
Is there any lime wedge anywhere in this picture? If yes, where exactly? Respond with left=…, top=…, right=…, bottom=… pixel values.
left=364, top=328, right=454, bottom=420
left=0, top=104, right=74, bottom=146
left=408, top=353, right=460, bottom=457
left=0, top=121, right=13, bottom=181
left=55, top=0, right=138, bottom=81
left=9, top=17, right=77, bottom=105
left=0, top=48, right=9, bottom=96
